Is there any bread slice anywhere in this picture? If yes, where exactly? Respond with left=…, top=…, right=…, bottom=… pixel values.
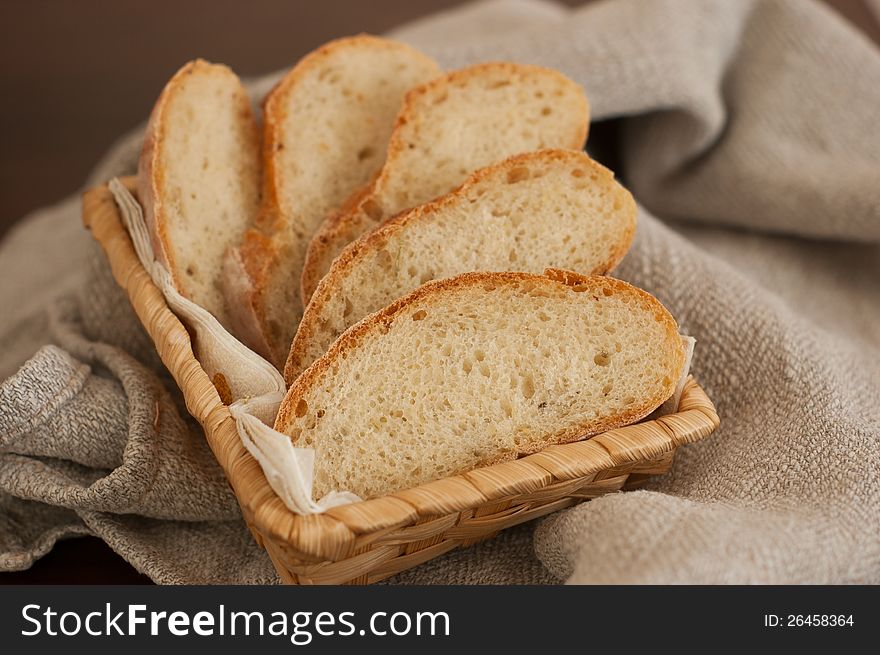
left=223, top=35, right=440, bottom=366
left=138, top=59, right=260, bottom=330
left=284, top=149, right=636, bottom=384
left=299, top=62, right=590, bottom=303
left=275, top=270, right=685, bottom=500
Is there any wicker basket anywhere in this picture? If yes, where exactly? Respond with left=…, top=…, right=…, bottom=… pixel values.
left=81, top=178, right=720, bottom=585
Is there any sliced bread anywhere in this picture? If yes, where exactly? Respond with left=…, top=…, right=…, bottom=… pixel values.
left=299, top=62, right=590, bottom=303
left=275, top=270, right=685, bottom=500
left=138, top=59, right=260, bottom=330
left=284, top=149, right=636, bottom=384
left=223, top=35, right=440, bottom=366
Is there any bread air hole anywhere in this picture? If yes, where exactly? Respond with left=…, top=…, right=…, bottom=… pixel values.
left=506, top=166, right=530, bottom=184
left=513, top=429, right=529, bottom=448
left=295, top=399, right=308, bottom=418
left=376, top=248, right=394, bottom=274
left=594, top=352, right=612, bottom=366
left=362, top=198, right=384, bottom=221
left=541, top=106, right=552, bottom=116
left=411, top=310, right=427, bottom=321
left=357, top=146, right=375, bottom=162
left=602, top=382, right=614, bottom=396
left=521, top=373, right=536, bottom=400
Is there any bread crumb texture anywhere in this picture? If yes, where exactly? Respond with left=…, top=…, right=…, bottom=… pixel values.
left=286, top=149, right=635, bottom=382
left=156, top=62, right=260, bottom=326
left=276, top=272, right=683, bottom=500
left=255, top=36, right=440, bottom=360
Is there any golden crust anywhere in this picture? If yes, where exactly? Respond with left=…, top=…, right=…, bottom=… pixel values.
left=284, top=149, right=637, bottom=384
left=276, top=271, right=685, bottom=458
left=298, top=62, right=592, bottom=303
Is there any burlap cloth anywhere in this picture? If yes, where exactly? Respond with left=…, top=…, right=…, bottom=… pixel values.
left=1, top=0, right=878, bottom=584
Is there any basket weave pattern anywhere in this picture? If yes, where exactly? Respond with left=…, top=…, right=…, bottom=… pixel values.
left=82, top=180, right=720, bottom=585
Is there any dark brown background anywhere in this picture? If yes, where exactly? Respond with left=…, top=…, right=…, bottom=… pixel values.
left=1, top=0, right=877, bottom=583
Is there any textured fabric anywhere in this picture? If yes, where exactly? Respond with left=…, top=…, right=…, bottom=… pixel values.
left=1, top=0, right=878, bottom=584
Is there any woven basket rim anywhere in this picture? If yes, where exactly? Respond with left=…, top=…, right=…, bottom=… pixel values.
left=81, top=178, right=720, bottom=563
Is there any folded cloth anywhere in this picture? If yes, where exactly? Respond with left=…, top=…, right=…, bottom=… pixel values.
left=1, top=0, right=878, bottom=584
